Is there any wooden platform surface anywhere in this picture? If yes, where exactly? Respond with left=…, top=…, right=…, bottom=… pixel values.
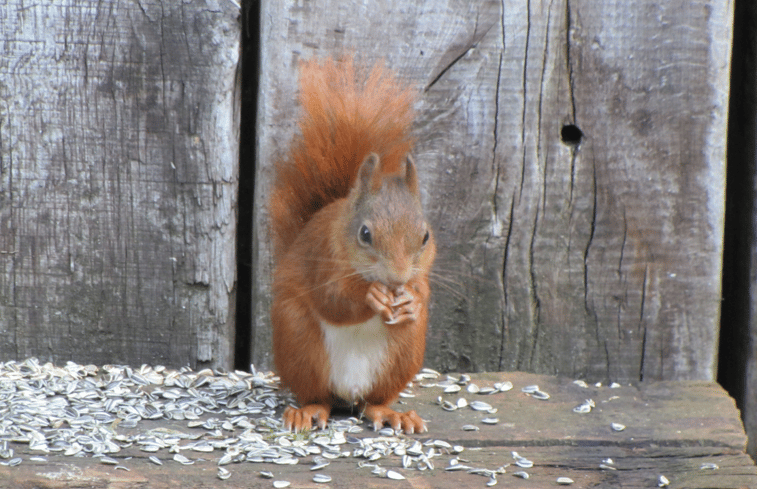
left=1, top=372, right=755, bottom=488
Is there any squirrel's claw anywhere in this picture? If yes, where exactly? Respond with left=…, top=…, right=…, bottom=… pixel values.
left=386, top=294, right=419, bottom=326
left=391, top=292, right=412, bottom=308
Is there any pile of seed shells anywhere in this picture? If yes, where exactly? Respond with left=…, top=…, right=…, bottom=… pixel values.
left=0, top=359, right=679, bottom=487
left=0, top=359, right=527, bottom=486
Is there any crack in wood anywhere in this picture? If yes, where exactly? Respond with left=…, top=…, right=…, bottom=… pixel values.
left=639, top=266, right=649, bottom=381
left=424, top=10, right=495, bottom=93
left=583, top=157, right=597, bottom=313
left=565, top=0, right=577, bottom=123
left=527, top=205, right=542, bottom=369
left=499, top=195, right=516, bottom=371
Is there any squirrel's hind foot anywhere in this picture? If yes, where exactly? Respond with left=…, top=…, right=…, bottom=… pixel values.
left=364, top=405, right=427, bottom=434
left=283, top=403, right=331, bottom=432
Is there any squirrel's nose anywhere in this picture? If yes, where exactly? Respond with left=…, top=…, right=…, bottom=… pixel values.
left=385, top=267, right=411, bottom=288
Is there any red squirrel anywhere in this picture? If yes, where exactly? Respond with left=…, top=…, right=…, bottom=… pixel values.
left=269, top=56, right=436, bottom=434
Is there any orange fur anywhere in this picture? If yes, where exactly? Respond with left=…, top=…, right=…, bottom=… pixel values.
left=270, top=56, right=415, bottom=257
left=270, top=56, right=435, bottom=434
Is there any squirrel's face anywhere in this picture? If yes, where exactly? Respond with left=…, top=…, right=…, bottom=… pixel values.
left=350, top=208, right=435, bottom=288
left=345, top=154, right=436, bottom=288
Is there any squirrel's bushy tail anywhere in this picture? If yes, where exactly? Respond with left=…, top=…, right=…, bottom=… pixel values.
left=270, top=56, right=415, bottom=257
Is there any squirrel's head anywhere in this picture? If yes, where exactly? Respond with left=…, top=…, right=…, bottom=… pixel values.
left=342, top=153, right=436, bottom=288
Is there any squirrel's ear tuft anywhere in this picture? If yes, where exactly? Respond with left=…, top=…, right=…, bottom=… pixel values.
left=357, top=153, right=382, bottom=193
left=403, top=155, right=419, bottom=195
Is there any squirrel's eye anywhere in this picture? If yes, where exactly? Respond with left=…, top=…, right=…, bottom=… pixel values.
left=358, top=224, right=372, bottom=246
left=422, top=230, right=430, bottom=246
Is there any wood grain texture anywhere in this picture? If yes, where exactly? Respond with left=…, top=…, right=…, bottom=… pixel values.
left=0, top=0, right=240, bottom=368
left=254, top=0, right=732, bottom=383
left=2, top=372, right=756, bottom=488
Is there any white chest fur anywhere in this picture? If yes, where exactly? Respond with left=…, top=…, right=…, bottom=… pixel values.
left=320, top=315, right=389, bottom=402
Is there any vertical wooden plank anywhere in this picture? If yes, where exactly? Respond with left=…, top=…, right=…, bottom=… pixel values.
left=0, top=0, right=240, bottom=368
left=254, top=0, right=731, bottom=383
left=506, top=0, right=732, bottom=382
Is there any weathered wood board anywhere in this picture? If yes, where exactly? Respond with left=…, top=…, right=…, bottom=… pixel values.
left=0, top=1, right=240, bottom=368
left=1, top=372, right=755, bottom=488
left=253, top=1, right=733, bottom=382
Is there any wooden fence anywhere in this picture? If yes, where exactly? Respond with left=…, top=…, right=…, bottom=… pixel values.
left=0, top=0, right=753, bottom=458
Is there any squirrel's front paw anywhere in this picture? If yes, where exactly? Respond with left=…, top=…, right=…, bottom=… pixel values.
left=366, top=282, right=398, bottom=323
left=366, top=283, right=417, bottom=325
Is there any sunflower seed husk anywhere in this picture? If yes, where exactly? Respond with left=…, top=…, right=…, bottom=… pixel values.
left=173, top=454, right=194, bottom=465
left=515, top=458, right=533, bottom=468
left=557, top=476, right=574, bottom=485
left=611, top=422, right=626, bottom=432
left=419, top=368, right=441, bottom=378
left=573, top=403, right=592, bottom=413
left=469, top=401, right=493, bottom=412
left=530, top=390, right=550, bottom=400
left=312, top=473, right=332, bottom=483
left=442, top=401, right=458, bottom=412
left=512, top=452, right=533, bottom=468
left=217, top=467, right=231, bottom=480
left=386, top=470, right=405, bottom=480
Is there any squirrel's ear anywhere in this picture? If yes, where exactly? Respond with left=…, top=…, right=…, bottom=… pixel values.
left=402, top=155, right=420, bottom=195
left=357, top=153, right=381, bottom=193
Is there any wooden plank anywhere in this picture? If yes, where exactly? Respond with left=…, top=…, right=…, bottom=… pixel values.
left=1, top=371, right=754, bottom=488
left=253, top=1, right=732, bottom=381
left=0, top=0, right=240, bottom=368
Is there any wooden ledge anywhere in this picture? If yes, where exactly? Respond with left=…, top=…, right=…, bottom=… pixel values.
left=1, top=372, right=755, bottom=488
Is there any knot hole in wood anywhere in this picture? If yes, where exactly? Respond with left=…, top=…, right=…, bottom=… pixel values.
left=560, top=124, right=583, bottom=146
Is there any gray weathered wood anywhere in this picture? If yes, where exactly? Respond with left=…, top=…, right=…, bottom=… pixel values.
left=2, top=372, right=756, bottom=488
left=254, top=1, right=732, bottom=382
left=0, top=0, right=240, bottom=368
